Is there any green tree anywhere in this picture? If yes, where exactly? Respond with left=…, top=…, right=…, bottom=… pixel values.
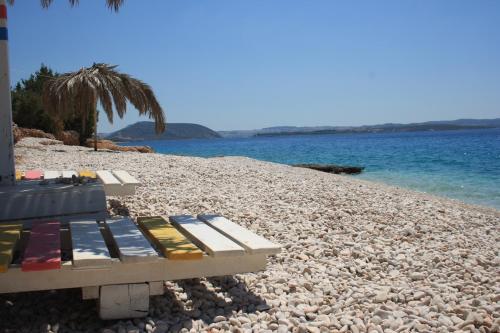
left=11, top=64, right=96, bottom=144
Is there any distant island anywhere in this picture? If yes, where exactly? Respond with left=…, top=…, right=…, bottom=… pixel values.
left=107, top=118, right=500, bottom=141
left=219, top=118, right=500, bottom=138
left=107, top=122, right=221, bottom=142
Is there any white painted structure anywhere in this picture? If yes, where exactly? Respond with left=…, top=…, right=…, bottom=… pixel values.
left=0, top=0, right=15, bottom=187
left=96, top=170, right=139, bottom=196
left=198, top=214, right=282, bottom=255
left=170, top=215, right=246, bottom=257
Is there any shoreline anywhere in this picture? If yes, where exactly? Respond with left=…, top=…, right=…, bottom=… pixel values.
left=2, top=137, right=499, bottom=332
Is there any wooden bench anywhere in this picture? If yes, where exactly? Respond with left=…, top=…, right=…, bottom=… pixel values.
left=0, top=214, right=280, bottom=320
left=0, top=223, right=23, bottom=273
left=44, top=170, right=62, bottom=179
left=21, top=221, right=61, bottom=271
left=70, top=220, right=112, bottom=269
left=106, top=218, right=159, bottom=263
left=79, top=170, right=97, bottom=179
left=137, top=216, right=203, bottom=260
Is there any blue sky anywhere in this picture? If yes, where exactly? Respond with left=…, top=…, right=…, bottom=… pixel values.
left=8, top=0, right=500, bottom=132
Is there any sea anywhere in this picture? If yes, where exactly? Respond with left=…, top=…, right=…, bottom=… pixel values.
left=120, top=128, right=500, bottom=210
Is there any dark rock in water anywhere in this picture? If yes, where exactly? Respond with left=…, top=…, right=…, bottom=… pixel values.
left=293, top=163, right=364, bottom=175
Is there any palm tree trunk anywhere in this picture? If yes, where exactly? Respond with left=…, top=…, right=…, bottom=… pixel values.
left=93, top=108, right=98, bottom=151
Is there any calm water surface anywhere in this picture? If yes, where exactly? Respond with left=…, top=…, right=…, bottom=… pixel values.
left=121, top=128, right=500, bottom=210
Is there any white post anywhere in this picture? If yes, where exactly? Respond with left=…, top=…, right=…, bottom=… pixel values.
left=0, top=0, right=15, bottom=186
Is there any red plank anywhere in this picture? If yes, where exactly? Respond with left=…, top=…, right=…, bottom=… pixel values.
left=22, top=221, right=61, bottom=272
left=24, top=170, right=43, bottom=180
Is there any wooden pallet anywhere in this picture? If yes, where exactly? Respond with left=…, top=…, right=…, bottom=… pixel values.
left=0, top=215, right=281, bottom=293
left=15, top=169, right=140, bottom=196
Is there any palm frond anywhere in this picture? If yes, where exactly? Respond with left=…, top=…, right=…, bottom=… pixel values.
left=42, top=63, right=166, bottom=135
left=7, top=0, right=125, bottom=11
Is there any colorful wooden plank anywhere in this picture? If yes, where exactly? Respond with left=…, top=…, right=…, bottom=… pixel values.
left=22, top=221, right=61, bottom=271
left=137, top=216, right=202, bottom=260
left=169, top=215, right=245, bottom=257
left=96, top=170, right=124, bottom=196
left=24, top=170, right=43, bottom=180
left=106, top=218, right=158, bottom=263
left=43, top=170, right=62, bottom=179
left=0, top=223, right=23, bottom=273
left=79, top=170, right=97, bottom=179
left=15, top=171, right=23, bottom=180
left=62, top=170, right=78, bottom=178
left=198, top=214, right=281, bottom=255
left=70, top=220, right=111, bottom=268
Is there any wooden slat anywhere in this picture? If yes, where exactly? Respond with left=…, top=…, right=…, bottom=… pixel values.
left=106, top=218, right=158, bottom=263
left=198, top=214, right=281, bottom=255
left=137, top=216, right=202, bottom=260
left=96, top=170, right=127, bottom=196
left=21, top=221, right=61, bottom=271
left=70, top=220, right=112, bottom=268
left=44, top=170, right=62, bottom=179
left=169, top=215, right=245, bottom=257
left=24, top=170, right=43, bottom=180
left=112, top=170, right=140, bottom=185
left=15, top=171, right=23, bottom=180
left=79, top=170, right=97, bottom=179
left=0, top=223, right=23, bottom=273
left=62, top=170, right=78, bottom=178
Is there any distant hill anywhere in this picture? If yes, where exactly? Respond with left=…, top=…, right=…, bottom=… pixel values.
left=107, top=122, right=221, bottom=141
left=219, top=118, right=500, bottom=138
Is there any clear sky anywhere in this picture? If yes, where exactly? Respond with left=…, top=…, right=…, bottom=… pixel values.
left=7, top=0, right=500, bottom=132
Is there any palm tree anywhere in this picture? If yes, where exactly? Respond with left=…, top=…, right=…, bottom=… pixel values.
left=7, top=0, right=125, bottom=11
left=42, top=63, right=166, bottom=151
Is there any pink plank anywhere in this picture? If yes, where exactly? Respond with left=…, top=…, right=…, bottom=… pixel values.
left=24, top=170, right=43, bottom=180
left=22, top=221, right=61, bottom=272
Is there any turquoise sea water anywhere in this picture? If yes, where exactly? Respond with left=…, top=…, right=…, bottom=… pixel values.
left=121, top=128, right=500, bottom=210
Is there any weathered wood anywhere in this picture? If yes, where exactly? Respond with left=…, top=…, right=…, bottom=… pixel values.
left=21, top=221, right=61, bottom=271
left=0, top=254, right=267, bottom=293
left=96, top=170, right=127, bottom=196
left=82, top=286, right=99, bottom=300
left=0, top=182, right=107, bottom=222
left=0, top=223, right=22, bottom=273
left=43, top=170, right=62, bottom=179
left=99, top=283, right=149, bottom=320
left=137, top=216, right=203, bottom=260
left=170, top=215, right=246, bottom=257
left=70, top=220, right=112, bottom=268
left=24, top=170, right=43, bottom=180
left=106, top=218, right=159, bottom=263
left=197, top=214, right=281, bottom=255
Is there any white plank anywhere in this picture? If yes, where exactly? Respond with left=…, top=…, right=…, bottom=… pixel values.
left=70, top=220, right=112, bottom=268
left=106, top=218, right=159, bottom=263
left=96, top=170, right=129, bottom=196
left=112, top=170, right=140, bottom=186
left=198, top=214, right=281, bottom=255
left=44, top=170, right=62, bottom=179
left=62, top=170, right=78, bottom=178
left=169, top=215, right=245, bottom=257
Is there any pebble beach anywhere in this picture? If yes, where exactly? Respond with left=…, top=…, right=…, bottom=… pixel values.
left=1, top=137, right=499, bottom=333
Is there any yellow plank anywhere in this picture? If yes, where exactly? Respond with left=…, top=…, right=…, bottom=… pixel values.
left=79, top=170, right=97, bottom=179
left=0, top=223, right=23, bottom=273
left=137, top=216, right=203, bottom=260
left=15, top=171, right=23, bottom=180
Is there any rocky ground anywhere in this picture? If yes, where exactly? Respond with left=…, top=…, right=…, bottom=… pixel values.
left=1, top=138, right=499, bottom=333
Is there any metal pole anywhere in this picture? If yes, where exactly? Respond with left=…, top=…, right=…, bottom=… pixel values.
left=0, top=0, right=15, bottom=186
